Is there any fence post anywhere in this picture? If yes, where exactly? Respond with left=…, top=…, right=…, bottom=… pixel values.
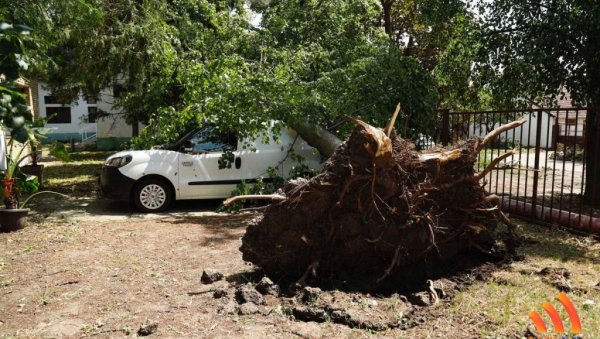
left=530, top=111, right=544, bottom=219
left=440, top=109, right=450, bottom=146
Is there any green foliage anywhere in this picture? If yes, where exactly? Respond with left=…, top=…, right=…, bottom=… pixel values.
left=0, top=22, right=34, bottom=80
left=379, top=0, right=491, bottom=111
left=433, top=12, right=493, bottom=111
left=131, top=106, right=198, bottom=149
left=0, top=22, right=37, bottom=143
left=476, top=0, right=600, bottom=200
left=0, top=18, right=70, bottom=208
left=251, top=0, right=439, bottom=138
left=217, top=178, right=271, bottom=212
left=10, top=0, right=446, bottom=149
left=217, top=150, right=235, bottom=170
left=477, top=0, right=600, bottom=107
left=16, top=172, right=39, bottom=194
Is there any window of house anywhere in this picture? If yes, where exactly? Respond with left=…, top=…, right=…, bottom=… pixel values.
left=86, top=96, right=98, bottom=104
left=87, top=107, right=98, bottom=123
left=46, top=107, right=72, bottom=123
left=44, top=95, right=60, bottom=105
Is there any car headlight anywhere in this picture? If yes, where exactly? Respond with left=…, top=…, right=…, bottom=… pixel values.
left=105, top=155, right=132, bottom=168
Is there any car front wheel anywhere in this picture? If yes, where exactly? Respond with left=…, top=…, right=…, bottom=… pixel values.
left=133, top=178, right=172, bottom=212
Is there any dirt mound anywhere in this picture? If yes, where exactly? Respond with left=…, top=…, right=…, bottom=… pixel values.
left=237, top=117, right=523, bottom=289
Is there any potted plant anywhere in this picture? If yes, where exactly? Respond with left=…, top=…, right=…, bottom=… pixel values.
left=0, top=22, right=69, bottom=231
left=1, top=134, right=37, bottom=230
left=20, top=139, right=44, bottom=187
left=0, top=133, right=69, bottom=231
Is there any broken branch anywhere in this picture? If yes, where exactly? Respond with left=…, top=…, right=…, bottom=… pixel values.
left=383, top=103, right=401, bottom=137
left=475, top=119, right=526, bottom=154
left=222, top=194, right=286, bottom=206
left=474, top=149, right=517, bottom=181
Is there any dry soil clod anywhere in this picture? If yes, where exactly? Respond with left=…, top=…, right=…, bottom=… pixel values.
left=137, top=320, right=158, bottom=336
left=200, top=269, right=224, bottom=284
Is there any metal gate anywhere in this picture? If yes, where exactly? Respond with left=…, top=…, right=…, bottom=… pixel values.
left=435, top=108, right=600, bottom=233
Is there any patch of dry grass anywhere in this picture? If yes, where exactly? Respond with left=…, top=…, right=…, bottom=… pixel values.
left=446, top=222, right=600, bottom=338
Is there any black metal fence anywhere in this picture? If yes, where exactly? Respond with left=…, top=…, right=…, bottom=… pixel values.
left=433, top=108, right=600, bottom=233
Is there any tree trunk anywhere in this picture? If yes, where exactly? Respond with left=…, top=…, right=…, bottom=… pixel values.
left=289, top=120, right=342, bottom=158
left=381, top=0, right=394, bottom=40
left=583, top=108, right=600, bottom=207
left=583, top=44, right=600, bottom=207
left=131, top=118, right=140, bottom=137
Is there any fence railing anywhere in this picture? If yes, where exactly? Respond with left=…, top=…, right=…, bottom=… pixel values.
left=434, top=108, right=599, bottom=233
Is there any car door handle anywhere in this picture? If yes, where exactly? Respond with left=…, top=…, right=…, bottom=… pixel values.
left=182, top=161, right=193, bottom=166
left=235, top=157, right=241, bottom=169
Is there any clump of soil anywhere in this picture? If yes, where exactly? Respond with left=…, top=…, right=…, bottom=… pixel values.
left=239, top=117, right=523, bottom=290
left=211, top=258, right=503, bottom=332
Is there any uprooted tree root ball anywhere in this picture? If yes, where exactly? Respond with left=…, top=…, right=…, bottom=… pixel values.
left=230, top=116, right=525, bottom=290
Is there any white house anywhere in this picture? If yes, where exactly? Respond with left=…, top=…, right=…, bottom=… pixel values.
left=465, top=110, right=556, bottom=148
left=34, top=83, right=143, bottom=150
left=36, top=83, right=97, bottom=143
left=462, top=92, right=586, bottom=149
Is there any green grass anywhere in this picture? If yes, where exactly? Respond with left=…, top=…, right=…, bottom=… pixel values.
left=42, top=150, right=112, bottom=197
left=447, top=222, right=600, bottom=337
left=477, top=148, right=504, bottom=169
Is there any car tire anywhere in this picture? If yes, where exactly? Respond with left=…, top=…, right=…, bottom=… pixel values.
left=133, top=178, right=173, bottom=213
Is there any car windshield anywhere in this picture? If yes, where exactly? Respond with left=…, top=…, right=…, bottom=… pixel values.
left=156, top=128, right=199, bottom=150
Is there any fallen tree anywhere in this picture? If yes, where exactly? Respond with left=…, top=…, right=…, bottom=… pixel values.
left=229, top=112, right=525, bottom=288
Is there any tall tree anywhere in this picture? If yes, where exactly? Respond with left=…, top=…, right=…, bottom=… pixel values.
left=478, top=0, right=600, bottom=205
left=8, top=0, right=441, bottom=154
left=378, top=0, right=490, bottom=110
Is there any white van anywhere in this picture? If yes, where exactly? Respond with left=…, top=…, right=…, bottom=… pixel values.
left=100, top=124, right=322, bottom=212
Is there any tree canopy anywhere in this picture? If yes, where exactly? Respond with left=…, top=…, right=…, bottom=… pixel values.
left=4, top=0, right=488, bottom=147
left=477, top=0, right=600, bottom=107
left=477, top=0, right=600, bottom=203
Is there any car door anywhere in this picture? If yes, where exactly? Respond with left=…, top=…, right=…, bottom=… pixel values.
left=177, top=127, right=242, bottom=199
left=236, top=128, right=302, bottom=181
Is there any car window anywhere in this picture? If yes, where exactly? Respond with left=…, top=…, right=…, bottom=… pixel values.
left=187, top=126, right=237, bottom=153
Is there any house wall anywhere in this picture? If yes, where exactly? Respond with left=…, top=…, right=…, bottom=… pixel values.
left=35, top=83, right=141, bottom=150
left=466, top=111, right=555, bottom=148
left=94, top=88, right=143, bottom=150
left=36, top=83, right=96, bottom=142
left=14, top=78, right=37, bottom=117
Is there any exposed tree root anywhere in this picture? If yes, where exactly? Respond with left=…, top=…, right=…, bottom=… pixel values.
left=236, top=117, right=522, bottom=288
left=475, top=149, right=516, bottom=181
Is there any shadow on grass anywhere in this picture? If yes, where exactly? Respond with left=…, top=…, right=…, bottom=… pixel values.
left=47, top=151, right=113, bottom=162
left=44, top=162, right=102, bottom=178
left=40, top=153, right=106, bottom=196
left=516, top=222, right=589, bottom=262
